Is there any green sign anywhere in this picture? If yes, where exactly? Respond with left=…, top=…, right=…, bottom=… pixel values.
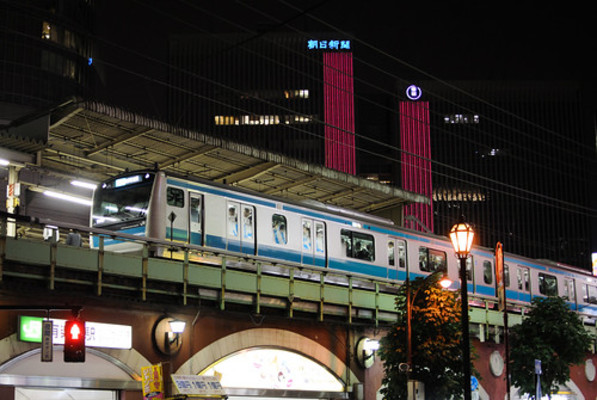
left=19, top=316, right=44, bottom=342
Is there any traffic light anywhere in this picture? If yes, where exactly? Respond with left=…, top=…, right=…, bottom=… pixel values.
left=64, top=319, right=85, bottom=362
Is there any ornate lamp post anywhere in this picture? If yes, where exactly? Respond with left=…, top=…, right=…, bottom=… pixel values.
left=449, top=217, right=475, bottom=400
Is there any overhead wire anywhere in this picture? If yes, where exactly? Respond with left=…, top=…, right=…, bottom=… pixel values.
left=3, top=1, right=595, bottom=228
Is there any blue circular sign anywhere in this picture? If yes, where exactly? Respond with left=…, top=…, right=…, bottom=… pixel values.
left=406, top=85, right=422, bottom=100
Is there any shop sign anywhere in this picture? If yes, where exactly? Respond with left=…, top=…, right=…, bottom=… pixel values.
left=172, top=375, right=226, bottom=396
left=142, top=364, right=164, bottom=400
left=18, top=316, right=132, bottom=349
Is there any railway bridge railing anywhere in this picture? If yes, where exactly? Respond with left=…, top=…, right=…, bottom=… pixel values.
left=1, top=212, right=594, bottom=341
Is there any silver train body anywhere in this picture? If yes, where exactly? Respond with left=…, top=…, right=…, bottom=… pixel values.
left=90, top=170, right=597, bottom=321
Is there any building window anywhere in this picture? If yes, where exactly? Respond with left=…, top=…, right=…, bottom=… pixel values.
left=214, top=114, right=314, bottom=126
left=41, top=21, right=51, bottom=39
left=444, top=114, right=480, bottom=124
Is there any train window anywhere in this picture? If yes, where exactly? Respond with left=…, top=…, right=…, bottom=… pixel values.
left=272, top=214, right=287, bottom=245
left=167, top=187, right=184, bottom=208
left=583, top=285, right=597, bottom=304
left=483, top=261, right=493, bottom=284
left=341, top=229, right=375, bottom=261
left=190, top=197, right=201, bottom=225
left=418, top=247, right=446, bottom=273
left=538, top=273, right=558, bottom=296
left=466, top=257, right=473, bottom=281
left=503, top=264, right=510, bottom=287
left=388, top=240, right=395, bottom=266
left=227, top=204, right=239, bottom=237
left=563, top=279, right=575, bottom=301
left=242, top=206, right=254, bottom=239
left=314, top=222, right=325, bottom=254
left=398, top=240, right=406, bottom=268
left=517, top=268, right=530, bottom=292
left=302, top=220, right=312, bottom=250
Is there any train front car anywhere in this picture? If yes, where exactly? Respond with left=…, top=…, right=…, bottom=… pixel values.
left=90, top=171, right=163, bottom=252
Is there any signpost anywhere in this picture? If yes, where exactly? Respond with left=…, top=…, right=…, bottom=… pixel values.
left=495, top=242, right=511, bottom=400
left=535, top=359, right=542, bottom=400
left=41, top=320, right=53, bottom=362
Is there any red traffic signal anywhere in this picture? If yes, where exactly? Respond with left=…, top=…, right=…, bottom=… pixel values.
left=64, top=319, right=85, bottom=362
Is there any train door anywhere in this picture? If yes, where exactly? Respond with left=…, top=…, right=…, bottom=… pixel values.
left=166, top=186, right=188, bottom=242
left=188, top=193, right=203, bottom=246
left=226, top=202, right=255, bottom=254
left=563, top=278, right=577, bottom=310
left=516, top=266, right=531, bottom=302
left=301, top=219, right=326, bottom=267
left=226, top=202, right=240, bottom=252
left=387, top=237, right=406, bottom=280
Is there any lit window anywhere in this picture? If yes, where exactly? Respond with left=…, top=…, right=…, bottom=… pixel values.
left=444, top=114, right=480, bottom=124
left=41, top=22, right=51, bottom=39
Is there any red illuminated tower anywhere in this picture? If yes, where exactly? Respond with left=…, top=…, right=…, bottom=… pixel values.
left=400, top=94, right=434, bottom=233
left=323, top=52, right=356, bottom=174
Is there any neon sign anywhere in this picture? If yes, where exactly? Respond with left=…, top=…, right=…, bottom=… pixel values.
left=307, top=39, right=351, bottom=51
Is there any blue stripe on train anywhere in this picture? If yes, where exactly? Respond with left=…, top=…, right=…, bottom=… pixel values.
left=92, top=226, right=146, bottom=247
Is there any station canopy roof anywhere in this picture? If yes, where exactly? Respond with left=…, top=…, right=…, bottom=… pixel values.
left=0, top=99, right=429, bottom=218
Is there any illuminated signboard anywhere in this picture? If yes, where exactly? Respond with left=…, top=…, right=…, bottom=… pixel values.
left=406, top=85, right=422, bottom=100
left=18, top=316, right=132, bottom=349
left=115, top=175, right=142, bottom=188
left=307, top=39, right=351, bottom=51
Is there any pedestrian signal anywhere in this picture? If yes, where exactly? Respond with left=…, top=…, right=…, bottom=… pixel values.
left=64, top=319, right=85, bottom=362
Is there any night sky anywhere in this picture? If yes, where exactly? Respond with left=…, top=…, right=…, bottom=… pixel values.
left=99, top=1, right=596, bottom=254
left=100, top=1, right=595, bottom=111
left=104, top=1, right=592, bottom=82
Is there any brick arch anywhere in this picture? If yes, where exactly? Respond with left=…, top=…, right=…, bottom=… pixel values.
left=0, top=333, right=148, bottom=381
left=175, top=327, right=358, bottom=387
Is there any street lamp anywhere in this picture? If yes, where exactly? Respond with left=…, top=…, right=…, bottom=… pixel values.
left=449, top=217, right=475, bottom=400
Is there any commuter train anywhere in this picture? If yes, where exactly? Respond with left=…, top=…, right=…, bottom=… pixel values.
left=90, top=170, right=597, bottom=320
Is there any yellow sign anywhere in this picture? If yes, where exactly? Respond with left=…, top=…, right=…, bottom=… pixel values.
left=142, top=364, right=164, bottom=399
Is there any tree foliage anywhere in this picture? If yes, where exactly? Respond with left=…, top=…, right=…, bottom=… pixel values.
left=378, top=272, right=472, bottom=400
left=509, top=296, right=594, bottom=398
